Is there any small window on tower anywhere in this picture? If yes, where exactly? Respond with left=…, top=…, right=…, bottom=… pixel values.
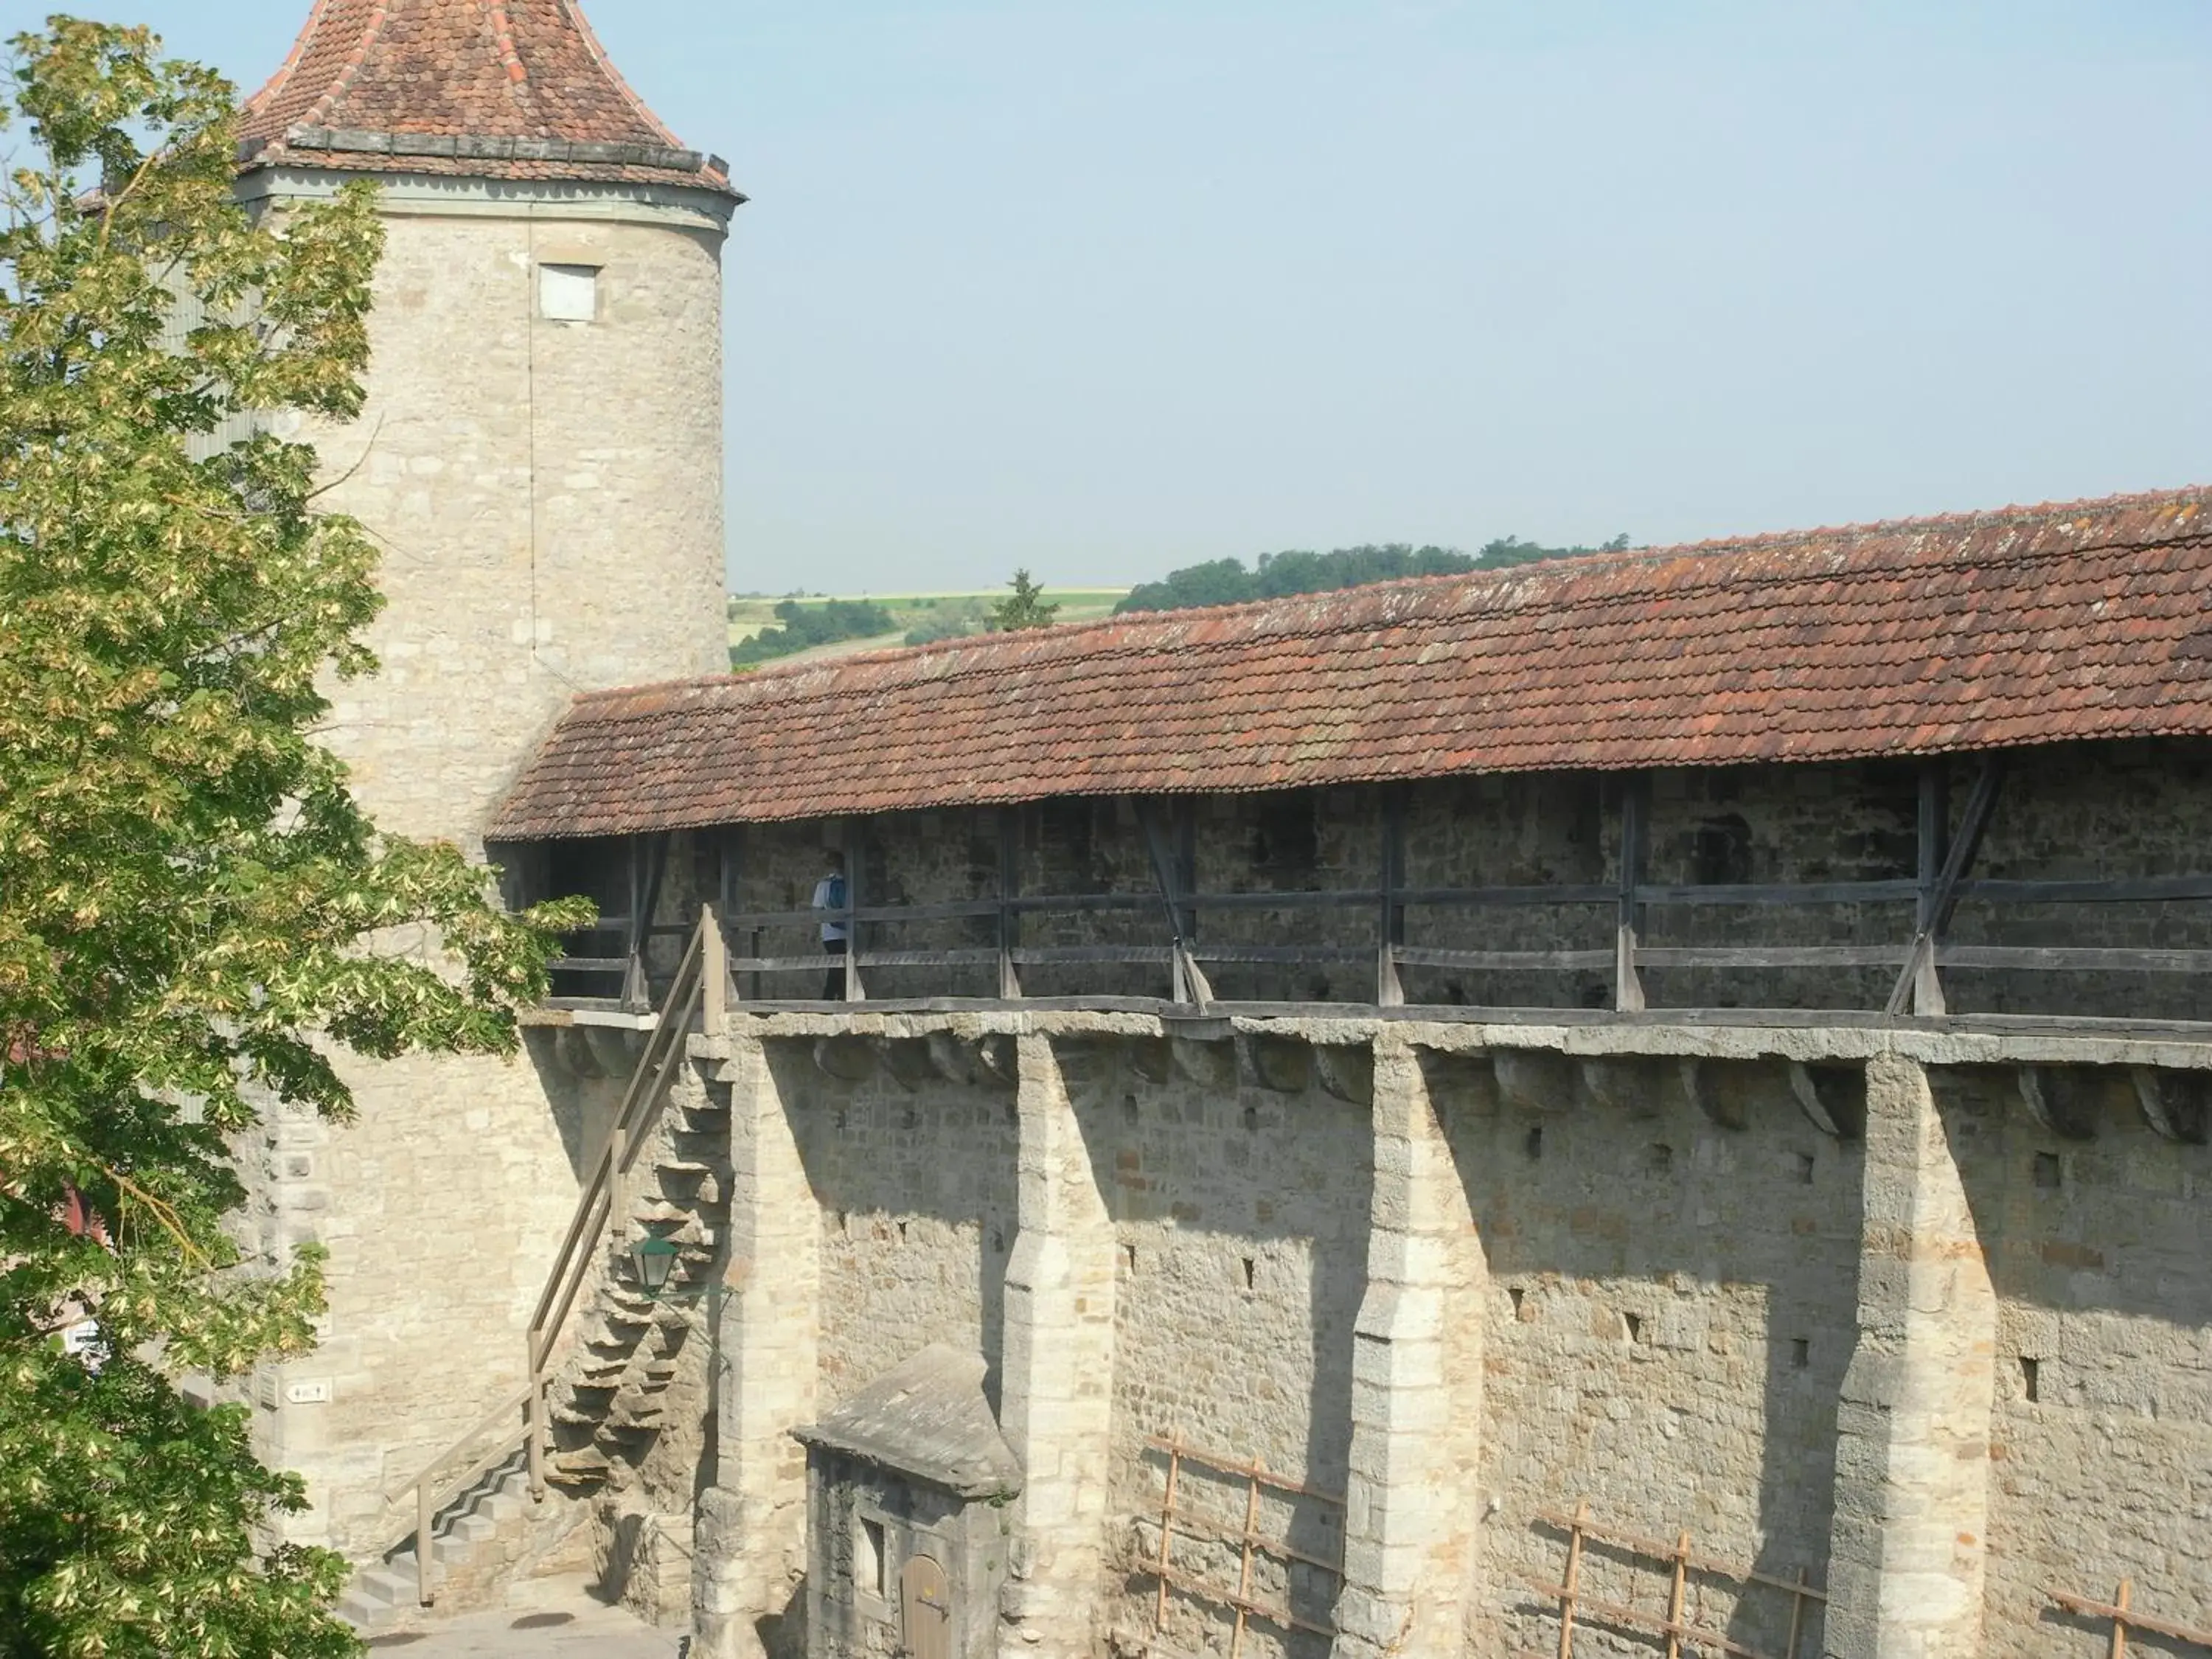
left=538, top=263, right=599, bottom=322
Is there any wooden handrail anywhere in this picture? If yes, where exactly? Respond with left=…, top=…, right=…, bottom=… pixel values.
left=526, top=910, right=716, bottom=1497
left=378, top=910, right=723, bottom=1607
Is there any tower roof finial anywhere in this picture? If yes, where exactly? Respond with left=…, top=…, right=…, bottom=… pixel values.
left=239, top=0, right=736, bottom=195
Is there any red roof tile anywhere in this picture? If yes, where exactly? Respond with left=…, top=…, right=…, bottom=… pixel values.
left=487, top=487, right=2212, bottom=841
left=238, top=0, right=735, bottom=194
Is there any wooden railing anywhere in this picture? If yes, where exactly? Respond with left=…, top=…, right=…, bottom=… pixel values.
left=645, top=763, right=2212, bottom=1020
left=2051, top=1579, right=2212, bottom=1654
left=383, top=1382, right=532, bottom=1606
left=1138, top=1436, right=1344, bottom=1654
left=380, top=910, right=727, bottom=1605
left=1528, top=1502, right=1826, bottom=1659
left=525, top=908, right=721, bottom=1498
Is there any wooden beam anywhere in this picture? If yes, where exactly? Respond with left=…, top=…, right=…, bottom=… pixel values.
left=840, top=820, right=863, bottom=1003
left=1138, top=799, right=1211, bottom=1006
left=1616, top=776, right=1647, bottom=1014
left=1378, top=786, right=1406, bottom=1007
left=997, top=806, right=1023, bottom=999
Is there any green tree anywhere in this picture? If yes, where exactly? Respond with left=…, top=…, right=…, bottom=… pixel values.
left=988, top=567, right=1060, bottom=632
left=0, top=19, right=584, bottom=1655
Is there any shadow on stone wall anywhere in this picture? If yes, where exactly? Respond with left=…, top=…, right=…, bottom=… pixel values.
left=768, top=1038, right=1017, bottom=1417
left=1429, top=1048, right=1862, bottom=1659
left=1936, top=1065, right=2212, bottom=1658
left=1063, top=1031, right=1369, bottom=1658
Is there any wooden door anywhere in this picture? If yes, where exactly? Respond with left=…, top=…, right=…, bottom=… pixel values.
left=900, top=1551, right=952, bottom=1659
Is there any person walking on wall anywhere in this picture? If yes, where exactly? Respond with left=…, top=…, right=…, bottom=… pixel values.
left=813, top=849, right=849, bottom=999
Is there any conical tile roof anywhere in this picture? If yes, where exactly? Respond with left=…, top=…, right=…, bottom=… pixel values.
left=238, top=0, right=736, bottom=194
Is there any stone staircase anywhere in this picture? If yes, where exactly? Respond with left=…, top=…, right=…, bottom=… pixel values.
left=337, top=1450, right=535, bottom=1630
left=336, top=914, right=736, bottom=1629
left=542, top=1079, right=731, bottom=1495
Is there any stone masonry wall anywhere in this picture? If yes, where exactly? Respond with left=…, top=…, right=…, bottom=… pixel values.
left=1434, top=1048, right=1863, bottom=1658
left=1935, top=1065, right=2212, bottom=1656
left=689, top=1010, right=2212, bottom=1659
left=246, top=185, right=727, bottom=1563
left=779, top=1040, right=1021, bottom=1413
left=1060, top=1033, right=1371, bottom=1659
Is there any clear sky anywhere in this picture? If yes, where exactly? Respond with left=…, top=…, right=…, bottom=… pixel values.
left=15, top=0, right=2212, bottom=592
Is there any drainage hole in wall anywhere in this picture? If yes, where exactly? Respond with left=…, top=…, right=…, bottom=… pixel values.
left=1524, top=1124, right=1543, bottom=1160
left=1790, top=1338, right=1809, bottom=1370
left=1623, top=1312, right=1643, bottom=1343
left=896, top=1220, right=908, bottom=1244
left=1242, top=1256, right=1256, bottom=1292
left=2022, top=1356, right=2040, bottom=1402
left=1646, top=1142, right=1673, bottom=1175
left=2033, top=1152, right=2062, bottom=1189
left=1122, top=1093, right=1138, bottom=1124
left=1509, top=1287, right=1526, bottom=1320
left=1123, top=1243, right=1138, bottom=1274
left=1242, top=1104, right=1259, bottom=1133
left=1795, top=1152, right=1816, bottom=1185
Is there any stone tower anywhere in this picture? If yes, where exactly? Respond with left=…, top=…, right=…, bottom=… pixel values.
left=226, top=1, right=738, bottom=1563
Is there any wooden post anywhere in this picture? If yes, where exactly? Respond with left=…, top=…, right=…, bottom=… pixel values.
left=1663, top=1528, right=1690, bottom=1659
left=2112, top=1578, right=2131, bottom=1659
left=525, top=1358, right=544, bottom=1500
left=1913, top=762, right=1948, bottom=1015
left=1228, top=1463, right=1263, bottom=1659
left=1378, top=785, right=1406, bottom=1007
left=998, top=807, right=1023, bottom=1000
left=718, top=829, right=743, bottom=1007
left=841, top=819, right=864, bottom=1003
left=1175, top=799, right=1200, bottom=951
left=1556, top=1500, right=1587, bottom=1659
left=1154, top=1447, right=1181, bottom=1629
left=1786, top=1565, right=1809, bottom=1659
left=416, top=1478, right=435, bottom=1605
left=702, top=905, right=727, bottom=1037
left=1615, top=778, right=1647, bottom=1013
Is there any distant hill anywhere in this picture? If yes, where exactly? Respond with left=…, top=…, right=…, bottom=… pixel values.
left=1115, top=536, right=1630, bottom=616
left=727, top=587, right=1130, bottom=667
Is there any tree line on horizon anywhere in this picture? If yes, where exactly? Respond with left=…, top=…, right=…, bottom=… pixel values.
left=1113, top=534, right=1632, bottom=616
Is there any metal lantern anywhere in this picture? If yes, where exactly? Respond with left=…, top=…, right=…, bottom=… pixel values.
left=629, top=1234, right=680, bottom=1297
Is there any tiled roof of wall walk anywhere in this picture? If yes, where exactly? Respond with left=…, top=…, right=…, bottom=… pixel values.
left=238, top=0, right=737, bottom=194
left=488, top=486, right=2212, bottom=841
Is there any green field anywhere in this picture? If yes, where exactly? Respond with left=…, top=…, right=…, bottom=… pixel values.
left=727, top=586, right=1129, bottom=662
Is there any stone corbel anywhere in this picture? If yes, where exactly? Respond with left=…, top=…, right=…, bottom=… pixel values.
left=1169, top=1034, right=1237, bottom=1091
left=1678, top=1057, right=1745, bottom=1131
left=1239, top=1032, right=1312, bottom=1095
left=2130, top=1066, right=2210, bottom=1144
left=1788, top=1061, right=1865, bottom=1140
left=1492, top=1048, right=1574, bottom=1115
left=811, top=1034, right=877, bottom=1082
left=2014, top=1065, right=2099, bottom=1141
left=874, top=1037, right=938, bottom=1091
left=1577, top=1055, right=1655, bottom=1116
left=1313, top=1042, right=1374, bottom=1107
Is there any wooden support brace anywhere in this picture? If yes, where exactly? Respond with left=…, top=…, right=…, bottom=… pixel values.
left=1887, top=757, right=2002, bottom=1018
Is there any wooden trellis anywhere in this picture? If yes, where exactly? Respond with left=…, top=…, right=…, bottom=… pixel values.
left=1528, top=1502, right=1826, bottom=1659
left=1139, top=1436, right=1343, bottom=1656
left=2051, top=1579, right=2212, bottom=1655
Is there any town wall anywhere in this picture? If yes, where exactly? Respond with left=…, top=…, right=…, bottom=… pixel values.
left=678, top=1009, right=2212, bottom=1659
